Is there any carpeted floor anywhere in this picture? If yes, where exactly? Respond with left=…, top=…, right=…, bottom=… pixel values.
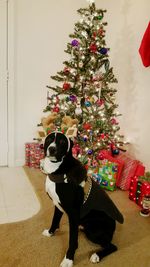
left=0, top=167, right=149, bottom=267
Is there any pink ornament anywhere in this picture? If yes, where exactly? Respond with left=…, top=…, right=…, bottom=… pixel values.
left=98, top=28, right=104, bottom=36
left=92, top=160, right=98, bottom=167
left=110, top=118, right=118, bottom=125
left=96, top=99, right=104, bottom=106
left=72, top=144, right=80, bottom=156
left=63, top=67, right=70, bottom=74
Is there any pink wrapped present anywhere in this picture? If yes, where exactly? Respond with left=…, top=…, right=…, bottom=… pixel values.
left=116, top=153, right=139, bottom=190
left=25, top=142, right=44, bottom=168
left=116, top=153, right=145, bottom=190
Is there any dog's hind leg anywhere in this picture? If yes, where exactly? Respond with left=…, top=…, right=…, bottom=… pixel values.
left=90, top=243, right=117, bottom=263
left=42, top=206, right=63, bottom=237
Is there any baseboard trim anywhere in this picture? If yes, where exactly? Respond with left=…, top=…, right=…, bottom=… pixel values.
left=15, top=159, right=25, bottom=167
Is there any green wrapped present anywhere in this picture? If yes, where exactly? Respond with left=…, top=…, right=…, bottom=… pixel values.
left=98, top=159, right=118, bottom=191
left=99, top=173, right=116, bottom=191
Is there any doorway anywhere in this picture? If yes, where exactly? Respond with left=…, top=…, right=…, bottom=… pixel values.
left=0, top=0, right=8, bottom=166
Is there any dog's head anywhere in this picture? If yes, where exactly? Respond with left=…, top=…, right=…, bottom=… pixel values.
left=44, top=131, right=73, bottom=162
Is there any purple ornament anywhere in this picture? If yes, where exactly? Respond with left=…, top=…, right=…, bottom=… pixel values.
left=69, top=95, right=77, bottom=102
left=87, top=149, right=93, bottom=155
left=99, top=47, right=108, bottom=55
left=71, top=39, right=79, bottom=47
left=83, top=135, right=88, bottom=142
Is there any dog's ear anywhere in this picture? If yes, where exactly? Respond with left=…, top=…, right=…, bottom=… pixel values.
left=70, top=138, right=74, bottom=148
left=44, top=139, right=48, bottom=156
left=43, top=135, right=51, bottom=156
left=68, top=138, right=74, bottom=154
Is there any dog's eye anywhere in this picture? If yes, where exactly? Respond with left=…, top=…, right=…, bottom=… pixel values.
left=59, top=140, right=65, bottom=145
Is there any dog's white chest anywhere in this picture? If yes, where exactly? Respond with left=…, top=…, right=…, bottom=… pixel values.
left=45, top=176, right=63, bottom=212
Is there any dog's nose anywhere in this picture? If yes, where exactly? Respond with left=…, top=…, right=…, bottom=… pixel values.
left=48, top=146, right=56, bottom=156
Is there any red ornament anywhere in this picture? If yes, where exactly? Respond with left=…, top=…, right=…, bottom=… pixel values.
left=100, top=133, right=105, bottom=139
left=83, top=123, right=92, bottom=130
left=97, top=151, right=105, bottom=160
left=92, top=32, right=97, bottom=39
left=39, top=144, right=44, bottom=149
left=63, top=82, right=71, bottom=90
left=90, top=43, right=97, bottom=53
left=84, top=164, right=88, bottom=170
left=53, top=106, right=60, bottom=113
left=110, top=142, right=116, bottom=149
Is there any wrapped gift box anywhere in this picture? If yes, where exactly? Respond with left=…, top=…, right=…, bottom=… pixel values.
left=91, top=159, right=118, bottom=191
left=116, top=153, right=144, bottom=190
left=129, top=173, right=150, bottom=206
left=25, top=142, right=44, bottom=168
left=99, top=160, right=118, bottom=191
left=99, top=150, right=124, bottom=182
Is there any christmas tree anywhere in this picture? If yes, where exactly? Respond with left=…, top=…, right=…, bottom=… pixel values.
left=39, top=0, right=124, bottom=166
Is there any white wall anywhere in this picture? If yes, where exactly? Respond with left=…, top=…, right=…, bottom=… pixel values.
left=11, top=0, right=150, bottom=169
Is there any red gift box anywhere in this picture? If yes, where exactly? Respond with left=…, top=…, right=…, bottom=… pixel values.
left=116, top=153, right=141, bottom=190
left=99, top=150, right=124, bottom=181
left=129, top=175, right=150, bottom=206
left=135, top=163, right=145, bottom=176
left=25, top=142, right=44, bottom=168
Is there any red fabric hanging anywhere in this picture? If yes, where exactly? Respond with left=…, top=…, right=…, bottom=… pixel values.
left=139, top=21, right=150, bottom=67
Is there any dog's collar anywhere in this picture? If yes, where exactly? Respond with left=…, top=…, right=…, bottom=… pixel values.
left=43, top=157, right=62, bottom=174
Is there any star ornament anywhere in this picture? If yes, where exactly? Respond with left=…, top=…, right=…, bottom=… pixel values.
left=86, top=0, right=95, bottom=5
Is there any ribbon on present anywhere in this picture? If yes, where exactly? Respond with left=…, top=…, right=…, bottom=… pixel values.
left=139, top=172, right=150, bottom=182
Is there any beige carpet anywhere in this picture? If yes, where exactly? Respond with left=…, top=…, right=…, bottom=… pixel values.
left=0, top=167, right=149, bottom=267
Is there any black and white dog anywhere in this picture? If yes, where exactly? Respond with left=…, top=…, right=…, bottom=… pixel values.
left=42, top=132, right=124, bottom=267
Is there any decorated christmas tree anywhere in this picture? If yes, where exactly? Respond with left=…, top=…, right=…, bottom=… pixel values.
left=39, top=0, right=124, bottom=166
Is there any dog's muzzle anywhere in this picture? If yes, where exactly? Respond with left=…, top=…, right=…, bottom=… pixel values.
left=46, top=141, right=57, bottom=161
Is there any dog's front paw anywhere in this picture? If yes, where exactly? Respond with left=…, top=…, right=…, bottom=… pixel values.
left=42, top=229, right=53, bottom=237
left=60, top=256, right=73, bottom=267
left=90, top=253, right=100, bottom=263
